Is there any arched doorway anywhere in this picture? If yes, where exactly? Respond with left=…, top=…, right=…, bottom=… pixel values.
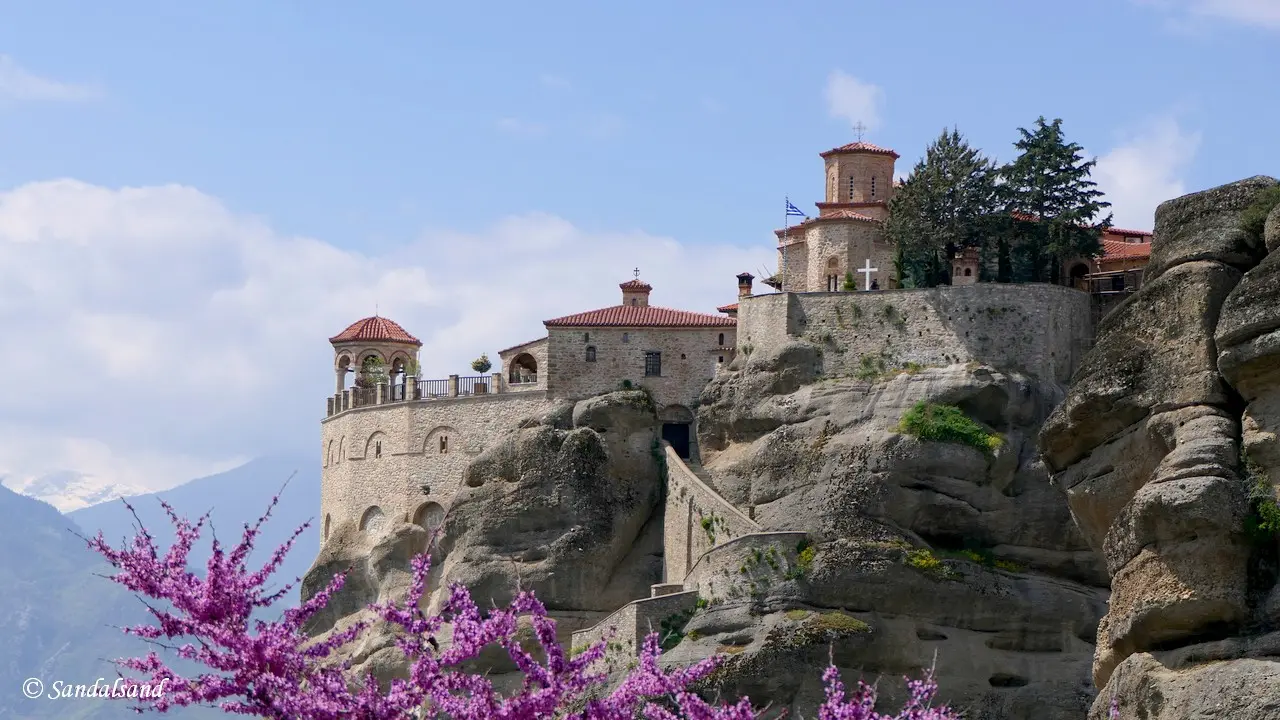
left=412, top=502, right=445, bottom=533
left=508, top=353, right=538, bottom=384
left=1069, top=262, right=1089, bottom=291
left=660, top=405, right=695, bottom=460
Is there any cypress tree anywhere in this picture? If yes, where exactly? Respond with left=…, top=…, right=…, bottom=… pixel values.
left=998, top=117, right=1111, bottom=283
left=886, top=129, right=998, bottom=287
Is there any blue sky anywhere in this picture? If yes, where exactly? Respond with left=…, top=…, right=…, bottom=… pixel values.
left=0, top=0, right=1277, bottom=506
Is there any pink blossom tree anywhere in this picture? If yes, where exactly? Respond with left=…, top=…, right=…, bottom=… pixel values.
left=84, top=493, right=968, bottom=719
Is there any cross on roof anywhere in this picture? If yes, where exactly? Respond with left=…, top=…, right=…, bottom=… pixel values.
left=852, top=121, right=866, bottom=141
left=633, top=267, right=640, bottom=278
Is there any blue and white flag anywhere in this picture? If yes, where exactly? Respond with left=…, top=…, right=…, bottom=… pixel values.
left=785, top=200, right=806, bottom=217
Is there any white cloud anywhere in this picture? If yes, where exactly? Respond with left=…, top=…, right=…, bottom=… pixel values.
left=1093, top=117, right=1202, bottom=230
left=824, top=71, right=884, bottom=132
left=1137, top=0, right=1280, bottom=30
left=0, top=179, right=773, bottom=500
left=0, top=55, right=102, bottom=102
left=496, top=117, right=548, bottom=136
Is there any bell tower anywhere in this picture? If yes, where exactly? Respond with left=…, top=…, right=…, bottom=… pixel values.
left=818, top=134, right=899, bottom=222
left=328, top=315, right=422, bottom=395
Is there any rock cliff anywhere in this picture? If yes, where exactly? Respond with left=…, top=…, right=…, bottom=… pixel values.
left=1040, top=176, right=1280, bottom=719
left=667, top=346, right=1108, bottom=718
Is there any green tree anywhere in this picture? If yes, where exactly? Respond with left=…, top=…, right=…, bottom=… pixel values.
left=997, top=117, right=1111, bottom=283
left=471, top=354, right=492, bottom=374
left=886, top=128, right=998, bottom=288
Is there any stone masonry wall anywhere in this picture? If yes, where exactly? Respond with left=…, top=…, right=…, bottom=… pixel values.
left=545, top=326, right=735, bottom=410
left=497, top=337, right=548, bottom=394
left=737, top=284, right=1093, bottom=385
left=681, top=531, right=809, bottom=606
left=803, top=221, right=893, bottom=292
left=568, top=590, right=700, bottom=672
left=319, top=392, right=553, bottom=546
left=663, top=444, right=760, bottom=583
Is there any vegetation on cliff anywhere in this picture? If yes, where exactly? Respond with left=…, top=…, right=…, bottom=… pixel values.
left=898, top=401, right=1003, bottom=452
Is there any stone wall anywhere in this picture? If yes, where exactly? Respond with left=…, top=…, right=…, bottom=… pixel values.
left=568, top=590, right=700, bottom=671
left=319, top=392, right=554, bottom=546
left=497, top=337, right=548, bottom=393
left=544, top=326, right=735, bottom=410
left=823, top=152, right=897, bottom=208
left=737, top=284, right=1093, bottom=385
left=663, top=444, right=760, bottom=582
left=777, top=221, right=895, bottom=293
left=680, top=531, right=810, bottom=605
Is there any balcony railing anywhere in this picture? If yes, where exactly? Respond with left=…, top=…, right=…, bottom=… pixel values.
left=327, top=371, right=528, bottom=417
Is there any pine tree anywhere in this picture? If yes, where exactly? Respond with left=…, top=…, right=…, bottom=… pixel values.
left=886, top=128, right=998, bottom=287
left=998, top=117, right=1111, bottom=283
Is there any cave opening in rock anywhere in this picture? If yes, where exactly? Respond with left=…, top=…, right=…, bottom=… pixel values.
left=662, top=423, right=691, bottom=459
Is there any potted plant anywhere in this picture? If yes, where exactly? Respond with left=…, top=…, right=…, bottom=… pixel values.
left=471, top=354, right=492, bottom=394
left=355, top=357, right=388, bottom=389
left=842, top=271, right=857, bottom=292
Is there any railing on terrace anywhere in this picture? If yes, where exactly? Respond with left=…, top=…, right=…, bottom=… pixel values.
left=457, top=375, right=491, bottom=395
left=326, top=371, right=529, bottom=417
left=415, top=378, right=449, bottom=399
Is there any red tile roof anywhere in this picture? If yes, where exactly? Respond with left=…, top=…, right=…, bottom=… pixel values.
left=820, top=141, right=900, bottom=159
left=717, top=303, right=738, bottom=313
left=619, top=279, right=653, bottom=291
left=498, top=336, right=547, bottom=355
left=545, top=305, right=736, bottom=328
left=1101, top=239, right=1152, bottom=260
left=1106, top=227, right=1153, bottom=238
left=774, top=208, right=880, bottom=238
left=329, top=316, right=421, bottom=345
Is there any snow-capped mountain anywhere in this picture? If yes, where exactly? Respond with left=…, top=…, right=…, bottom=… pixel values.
left=2, top=470, right=150, bottom=513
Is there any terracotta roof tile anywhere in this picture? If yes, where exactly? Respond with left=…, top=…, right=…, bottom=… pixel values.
left=1101, top=239, right=1152, bottom=260
left=329, top=316, right=421, bottom=345
left=498, top=336, right=547, bottom=355
left=1106, top=227, right=1154, bottom=238
left=619, top=279, right=653, bottom=290
left=717, top=303, right=738, bottom=313
left=774, top=209, right=879, bottom=238
left=819, top=141, right=900, bottom=159
left=545, top=304, right=736, bottom=328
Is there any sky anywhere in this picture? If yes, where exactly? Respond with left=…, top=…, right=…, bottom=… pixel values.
left=1, top=0, right=1278, bottom=507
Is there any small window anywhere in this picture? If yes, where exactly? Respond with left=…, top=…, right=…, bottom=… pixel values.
left=717, top=332, right=725, bottom=346
left=622, top=332, right=630, bottom=343
left=583, top=332, right=589, bottom=342
left=630, top=298, right=637, bottom=305
left=439, top=436, right=448, bottom=454
left=585, top=346, right=596, bottom=362
left=718, top=356, right=725, bottom=363
left=871, top=176, right=877, bottom=197
left=964, top=267, right=972, bottom=277
left=680, top=353, right=686, bottom=359
left=848, top=176, right=855, bottom=201
left=644, top=351, right=661, bottom=377
left=374, top=440, right=382, bottom=459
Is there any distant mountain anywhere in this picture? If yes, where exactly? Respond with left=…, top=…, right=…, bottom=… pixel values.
left=0, top=454, right=320, bottom=719
left=3, top=469, right=149, bottom=513
left=70, top=454, right=321, bottom=603
left=0, top=483, right=235, bottom=719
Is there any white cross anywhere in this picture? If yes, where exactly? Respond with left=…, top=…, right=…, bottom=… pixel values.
left=857, top=258, right=878, bottom=291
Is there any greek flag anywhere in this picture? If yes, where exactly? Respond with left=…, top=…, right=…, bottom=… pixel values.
left=786, top=200, right=806, bottom=217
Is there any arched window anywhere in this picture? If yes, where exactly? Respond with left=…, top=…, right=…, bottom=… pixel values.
left=583, top=332, right=590, bottom=342
left=439, top=436, right=449, bottom=454
left=585, top=346, right=596, bottom=362
left=717, top=332, right=725, bottom=346
left=323, top=514, right=331, bottom=541
left=622, top=332, right=630, bottom=343
left=630, top=298, right=638, bottom=305
left=826, top=256, right=840, bottom=292
left=359, top=506, right=385, bottom=534
left=964, top=267, right=972, bottom=277
left=374, top=440, right=382, bottom=459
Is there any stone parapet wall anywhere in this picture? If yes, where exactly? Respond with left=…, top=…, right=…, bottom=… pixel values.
left=737, top=284, right=1093, bottom=384
left=568, top=590, right=700, bottom=671
left=662, top=444, right=760, bottom=582
left=319, top=392, right=553, bottom=546
left=681, top=532, right=810, bottom=605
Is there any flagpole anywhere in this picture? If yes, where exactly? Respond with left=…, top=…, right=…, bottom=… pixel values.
left=781, top=196, right=789, bottom=293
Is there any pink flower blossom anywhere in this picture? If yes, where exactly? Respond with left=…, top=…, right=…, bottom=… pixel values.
left=85, top=494, right=964, bottom=719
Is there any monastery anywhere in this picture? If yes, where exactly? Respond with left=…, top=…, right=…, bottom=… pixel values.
left=316, top=135, right=1153, bottom=567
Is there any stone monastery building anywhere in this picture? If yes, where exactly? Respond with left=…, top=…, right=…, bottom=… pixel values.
left=317, top=135, right=1153, bottom=568
left=764, top=139, right=1154, bottom=296
left=320, top=276, right=737, bottom=544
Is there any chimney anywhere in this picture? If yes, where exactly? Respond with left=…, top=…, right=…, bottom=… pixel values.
left=620, top=278, right=652, bottom=307
left=736, top=272, right=754, bottom=299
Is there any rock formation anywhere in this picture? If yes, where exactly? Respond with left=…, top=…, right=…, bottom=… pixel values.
left=1040, top=177, right=1280, bottom=719
left=666, top=348, right=1108, bottom=718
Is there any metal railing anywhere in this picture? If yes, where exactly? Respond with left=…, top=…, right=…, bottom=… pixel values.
left=457, top=375, right=491, bottom=395
left=416, top=378, right=449, bottom=399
